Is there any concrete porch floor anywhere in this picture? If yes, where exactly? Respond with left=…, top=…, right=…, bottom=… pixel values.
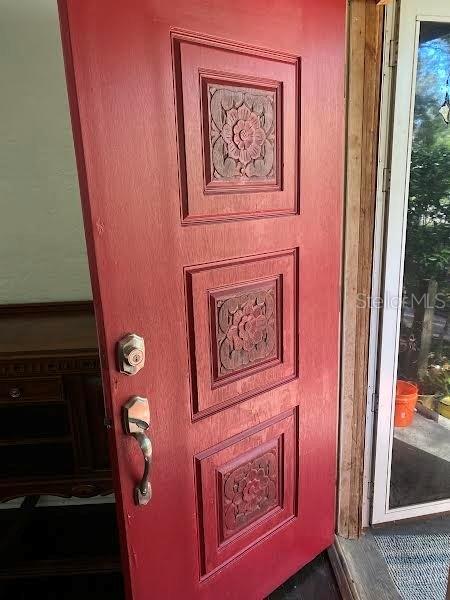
left=391, top=412, right=450, bottom=508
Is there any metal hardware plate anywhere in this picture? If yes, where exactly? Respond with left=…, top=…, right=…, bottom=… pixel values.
left=117, top=333, right=145, bottom=375
left=123, top=396, right=152, bottom=506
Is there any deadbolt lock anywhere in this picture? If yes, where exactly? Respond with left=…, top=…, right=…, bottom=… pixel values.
left=117, top=333, right=145, bottom=376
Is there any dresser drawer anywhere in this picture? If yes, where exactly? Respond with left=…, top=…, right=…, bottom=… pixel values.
left=0, top=377, right=63, bottom=404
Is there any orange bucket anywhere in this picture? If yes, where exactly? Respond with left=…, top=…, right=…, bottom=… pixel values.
left=394, top=380, right=418, bottom=427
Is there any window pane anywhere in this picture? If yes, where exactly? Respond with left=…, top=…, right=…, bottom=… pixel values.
left=390, top=21, right=450, bottom=509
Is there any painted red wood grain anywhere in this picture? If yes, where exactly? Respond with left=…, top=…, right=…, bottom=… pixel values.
left=58, top=1, right=345, bottom=598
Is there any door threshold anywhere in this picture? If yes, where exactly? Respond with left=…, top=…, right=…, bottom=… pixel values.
left=329, top=515, right=450, bottom=600
left=328, top=533, right=401, bottom=600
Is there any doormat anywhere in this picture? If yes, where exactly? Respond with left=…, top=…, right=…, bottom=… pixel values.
left=373, top=533, right=450, bottom=600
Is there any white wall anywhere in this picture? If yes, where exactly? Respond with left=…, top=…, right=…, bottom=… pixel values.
left=0, top=0, right=92, bottom=303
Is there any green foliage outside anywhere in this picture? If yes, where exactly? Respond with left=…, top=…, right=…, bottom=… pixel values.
left=399, top=27, right=450, bottom=394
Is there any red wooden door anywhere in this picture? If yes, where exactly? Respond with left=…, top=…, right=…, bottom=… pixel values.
left=58, top=1, right=345, bottom=598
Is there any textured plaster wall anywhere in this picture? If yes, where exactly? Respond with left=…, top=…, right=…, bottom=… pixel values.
left=0, top=0, right=92, bottom=303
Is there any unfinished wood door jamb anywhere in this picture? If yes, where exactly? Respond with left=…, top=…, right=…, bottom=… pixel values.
left=338, top=0, right=385, bottom=539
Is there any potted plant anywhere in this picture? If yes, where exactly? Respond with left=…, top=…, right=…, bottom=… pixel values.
left=420, top=358, right=450, bottom=419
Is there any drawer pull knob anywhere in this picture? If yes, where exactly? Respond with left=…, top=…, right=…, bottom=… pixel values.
left=9, top=387, right=21, bottom=399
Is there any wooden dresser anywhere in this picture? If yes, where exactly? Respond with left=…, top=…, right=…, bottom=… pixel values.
left=0, top=302, right=112, bottom=502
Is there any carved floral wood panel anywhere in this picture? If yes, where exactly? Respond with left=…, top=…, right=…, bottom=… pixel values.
left=205, top=82, right=277, bottom=185
left=220, top=447, right=279, bottom=540
left=214, top=284, right=277, bottom=379
left=195, top=409, right=296, bottom=575
left=186, top=250, right=296, bottom=417
left=173, top=36, right=299, bottom=222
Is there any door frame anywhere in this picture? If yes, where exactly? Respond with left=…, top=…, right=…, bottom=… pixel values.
left=370, top=0, right=450, bottom=524
left=362, top=0, right=399, bottom=529
left=336, top=0, right=385, bottom=539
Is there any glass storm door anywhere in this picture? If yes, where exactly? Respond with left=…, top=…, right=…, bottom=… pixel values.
left=58, top=0, right=345, bottom=597
left=373, top=0, right=450, bottom=523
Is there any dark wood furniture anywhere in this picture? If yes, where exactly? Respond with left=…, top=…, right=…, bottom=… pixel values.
left=0, top=303, right=119, bottom=592
left=0, top=302, right=112, bottom=502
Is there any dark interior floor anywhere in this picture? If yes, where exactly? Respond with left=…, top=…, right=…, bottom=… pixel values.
left=0, top=553, right=340, bottom=600
left=0, top=573, right=124, bottom=600
left=0, top=552, right=340, bottom=600
left=0, top=501, right=340, bottom=600
left=0, top=503, right=123, bottom=600
left=268, top=552, right=341, bottom=600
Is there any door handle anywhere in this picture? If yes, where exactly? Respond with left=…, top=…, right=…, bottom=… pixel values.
left=122, top=396, right=152, bottom=506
